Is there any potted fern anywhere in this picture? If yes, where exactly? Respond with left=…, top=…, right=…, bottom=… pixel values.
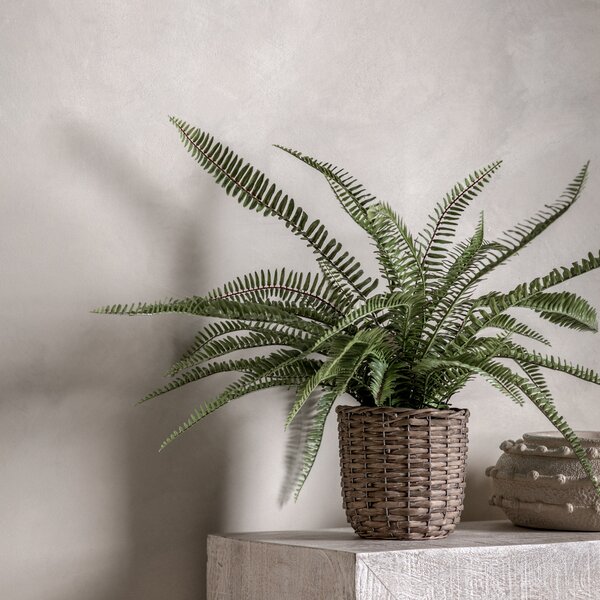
left=96, top=118, right=600, bottom=540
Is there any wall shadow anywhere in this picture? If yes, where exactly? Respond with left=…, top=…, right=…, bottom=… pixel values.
left=463, top=469, right=498, bottom=522
left=58, top=119, right=229, bottom=600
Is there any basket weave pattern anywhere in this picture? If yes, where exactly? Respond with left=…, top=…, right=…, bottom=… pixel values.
left=336, top=406, right=470, bottom=540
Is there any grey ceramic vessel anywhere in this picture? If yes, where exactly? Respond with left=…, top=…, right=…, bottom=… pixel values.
left=486, top=431, right=600, bottom=531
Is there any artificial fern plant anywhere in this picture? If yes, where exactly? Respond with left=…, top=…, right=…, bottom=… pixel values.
left=95, top=118, right=600, bottom=499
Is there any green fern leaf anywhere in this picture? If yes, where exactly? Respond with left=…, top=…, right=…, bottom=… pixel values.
left=167, top=330, right=314, bottom=377
left=159, top=375, right=296, bottom=451
left=368, top=359, right=411, bottom=406
left=158, top=351, right=323, bottom=449
left=366, top=202, right=425, bottom=293
left=419, top=161, right=503, bottom=279
left=417, top=357, right=527, bottom=406
left=286, top=329, right=391, bottom=427
left=291, top=390, right=338, bottom=500
left=457, top=251, right=600, bottom=346
left=519, top=362, right=555, bottom=401
left=442, top=213, right=485, bottom=284
left=167, top=320, right=314, bottom=376
left=171, top=118, right=376, bottom=298
left=419, top=164, right=589, bottom=353
left=516, top=291, right=598, bottom=332
left=475, top=313, right=550, bottom=346
left=207, top=268, right=355, bottom=317
left=274, top=145, right=376, bottom=232
left=418, top=215, right=490, bottom=356
left=143, top=349, right=320, bottom=403
left=422, top=355, right=600, bottom=493
left=496, top=346, right=600, bottom=385
left=453, top=162, right=590, bottom=297
left=494, top=162, right=589, bottom=259
left=307, top=291, right=420, bottom=355
left=93, top=296, right=327, bottom=335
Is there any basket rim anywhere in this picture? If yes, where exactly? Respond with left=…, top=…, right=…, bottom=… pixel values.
left=335, top=405, right=469, bottom=417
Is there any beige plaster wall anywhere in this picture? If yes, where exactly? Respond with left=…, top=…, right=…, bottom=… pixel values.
left=1, top=1, right=599, bottom=598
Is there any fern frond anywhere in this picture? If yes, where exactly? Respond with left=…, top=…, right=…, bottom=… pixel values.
left=454, top=162, right=590, bottom=295
left=292, top=390, right=338, bottom=500
left=523, top=387, right=600, bottom=494
left=418, top=215, right=490, bottom=356
left=532, top=410, right=598, bottom=492
left=170, top=118, right=376, bottom=298
left=425, top=367, right=473, bottom=407
left=428, top=214, right=490, bottom=309
left=158, top=350, right=323, bottom=449
left=274, top=145, right=376, bottom=232
left=167, top=330, right=314, bottom=377
left=368, top=359, right=411, bottom=407
left=167, top=320, right=314, bottom=376
left=418, top=348, right=600, bottom=493
left=273, top=154, right=383, bottom=300
left=367, top=357, right=388, bottom=404
left=419, top=292, right=478, bottom=359
left=519, top=362, right=555, bottom=401
left=496, top=346, right=600, bottom=385
left=442, top=213, right=485, bottom=285
left=495, top=162, right=589, bottom=259
left=307, top=291, right=419, bottom=354
left=516, top=291, right=598, bottom=332
left=419, top=164, right=590, bottom=352
left=419, top=161, right=503, bottom=279
left=143, top=359, right=252, bottom=403
left=93, top=299, right=178, bottom=316
left=476, top=313, right=550, bottom=346
left=455, top=251, right=600, bottom=348
left=316, top=257, right=378, bottom=302
left=417, top=357, right=527, bottom=406
left=93, top=296, right=327, bottom=335
left=159, top=375, right=294, bottom=451
left=144, top=349, right=320, bottom=403
left=468, top=351, right=599, bottom=494
left=207, top=268, right=354, bottom=317
left=286, top=329, right=391, bottom=427
left=366, top=202, right=425, bottom=293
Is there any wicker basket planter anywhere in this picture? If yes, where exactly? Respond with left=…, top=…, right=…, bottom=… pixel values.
left=336, top=405, right=470, bottom=540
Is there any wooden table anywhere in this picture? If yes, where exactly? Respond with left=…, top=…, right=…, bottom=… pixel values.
left=207, top=520, right=600, bottom=599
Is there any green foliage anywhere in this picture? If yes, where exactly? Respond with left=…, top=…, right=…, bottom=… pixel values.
left=95, top=120, right=600, bottom=497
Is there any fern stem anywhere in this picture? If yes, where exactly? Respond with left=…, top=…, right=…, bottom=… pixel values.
left=217, top=284, right=345, bottom=316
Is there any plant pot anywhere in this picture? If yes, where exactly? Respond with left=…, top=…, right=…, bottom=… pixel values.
left=336, top=405, right=470, bottom=540
left=487, top=431, right=600, bottom=531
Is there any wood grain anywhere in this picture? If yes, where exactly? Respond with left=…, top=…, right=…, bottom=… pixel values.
left=207, top=535, right=355, bottom=600
left=207, top=521, right=600, bottom=599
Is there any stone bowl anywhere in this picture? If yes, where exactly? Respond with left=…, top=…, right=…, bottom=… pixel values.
left=486, top=431, right=600, bottom=531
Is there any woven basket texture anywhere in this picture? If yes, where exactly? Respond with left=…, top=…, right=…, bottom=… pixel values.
left=336, top=405, right=470, bottom=540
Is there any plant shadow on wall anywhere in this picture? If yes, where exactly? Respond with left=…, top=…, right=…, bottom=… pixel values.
left=95, top=117, right=600, bottom=542
left=62, top=120, right=230, bottom=599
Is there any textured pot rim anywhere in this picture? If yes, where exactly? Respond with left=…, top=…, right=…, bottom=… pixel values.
left=524, top=431, right=600, bottom=446
left=335, top=404, right=469, bottom=416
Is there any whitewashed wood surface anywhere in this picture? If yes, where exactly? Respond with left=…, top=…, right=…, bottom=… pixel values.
left=207, top=521, right=600, bottom=599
